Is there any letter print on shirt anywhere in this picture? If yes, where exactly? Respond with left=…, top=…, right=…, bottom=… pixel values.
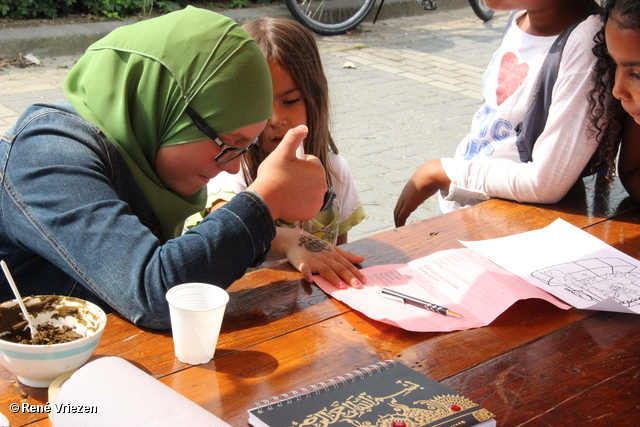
left=460, top=50, right=529, bottom=161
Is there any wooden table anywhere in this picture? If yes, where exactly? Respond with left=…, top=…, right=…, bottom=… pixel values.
left=3, top=176, right=640, bottom=426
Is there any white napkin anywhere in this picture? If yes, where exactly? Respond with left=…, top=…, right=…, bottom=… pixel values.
left=49, top=356, right=230, bottom=427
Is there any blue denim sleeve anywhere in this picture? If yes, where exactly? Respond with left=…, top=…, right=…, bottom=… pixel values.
left=0, top=104, right=276, bottom=329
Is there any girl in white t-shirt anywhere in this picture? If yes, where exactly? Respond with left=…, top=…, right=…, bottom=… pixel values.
left=395, top=0, right=602, bottom=226
left=589, top=0, right=640, bottom=202
left=187, top=17, right=367, bottom=289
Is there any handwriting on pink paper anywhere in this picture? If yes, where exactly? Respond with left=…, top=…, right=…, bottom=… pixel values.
left=313, top=248, right=569, bottom=332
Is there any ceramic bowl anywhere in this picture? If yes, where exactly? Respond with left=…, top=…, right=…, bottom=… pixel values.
left=0, top=295, right=107, bottom=388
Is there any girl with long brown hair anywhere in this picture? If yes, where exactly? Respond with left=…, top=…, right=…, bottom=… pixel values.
left=191, top=16, right=367, bottom=289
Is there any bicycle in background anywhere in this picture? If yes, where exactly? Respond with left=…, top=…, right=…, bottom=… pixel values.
left=286, top=0, right=494, bottom=36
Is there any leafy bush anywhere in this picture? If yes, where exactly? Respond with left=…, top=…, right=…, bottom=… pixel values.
left=226, top=0, right=249, bottom=8
left=0, top=0, right=187, bottom=19
left=0, top=0, right=76, bottom=18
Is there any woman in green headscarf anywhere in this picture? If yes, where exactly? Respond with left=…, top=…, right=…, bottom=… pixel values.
left=0, top=7, right=341, bottom=329
left=65, top=6, right=274, bottom=240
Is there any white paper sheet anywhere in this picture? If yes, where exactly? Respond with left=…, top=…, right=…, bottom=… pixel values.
left=461, top=219, right=640, bottom=314
left=50, top=357, right=230, bottom=427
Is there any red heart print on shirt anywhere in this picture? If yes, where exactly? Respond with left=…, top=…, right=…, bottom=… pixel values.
left=496, top=52, right=529, bottom=106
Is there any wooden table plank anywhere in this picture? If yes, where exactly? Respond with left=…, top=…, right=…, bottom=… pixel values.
left=583, top=210, right=640, bottom=258
left=442, top=311, right=640, bottom=426
left=148, top=301, right=595, bottom=426
left=530, top=366, right=640, bottom=425
left=15, top=308, right=640, bottom=427
left=6, top=302, right=590, bottom=425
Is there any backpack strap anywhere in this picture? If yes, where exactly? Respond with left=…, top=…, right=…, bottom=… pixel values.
left=514, top=13, right=594, bottom=164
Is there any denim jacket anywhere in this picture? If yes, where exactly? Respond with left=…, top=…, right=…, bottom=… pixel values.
left=0, top=102, right=275, bottom=329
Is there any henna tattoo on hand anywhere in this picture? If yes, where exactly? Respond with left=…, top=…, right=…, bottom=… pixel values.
left=299, top=235, right=330, bottom=252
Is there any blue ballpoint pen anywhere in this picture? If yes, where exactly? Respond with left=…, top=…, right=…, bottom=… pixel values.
left=376, top=287, right=463, bottom=318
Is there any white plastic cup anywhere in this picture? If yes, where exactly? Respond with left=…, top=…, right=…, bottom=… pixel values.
left=165, top=283, right=229, bottom=365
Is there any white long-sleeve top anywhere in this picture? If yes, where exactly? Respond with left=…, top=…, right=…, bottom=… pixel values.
left=439, top=13, right=600, bottom=213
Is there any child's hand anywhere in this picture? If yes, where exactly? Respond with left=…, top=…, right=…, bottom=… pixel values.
left=248, top=125, right=327, bottom=221
left=394, top=159, right=450, bottom=227
left=273, top=228, right=366, bottom=289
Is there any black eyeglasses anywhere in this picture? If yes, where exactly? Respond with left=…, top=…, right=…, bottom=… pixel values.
left=185, top=105, right=257, bottom=164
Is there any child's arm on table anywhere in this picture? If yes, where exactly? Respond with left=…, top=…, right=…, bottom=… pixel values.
left=269, top=227, right=366, bottom=289
left=394, top=159, right=451, bottom=227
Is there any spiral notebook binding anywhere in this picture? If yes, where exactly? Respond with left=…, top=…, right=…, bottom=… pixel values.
left=251, top=360, right=398, bottom=414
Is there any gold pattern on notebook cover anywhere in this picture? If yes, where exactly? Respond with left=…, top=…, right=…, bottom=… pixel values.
left=248, top=361, right=495, bottom=427
left=293, top=380, right=490, bottom=426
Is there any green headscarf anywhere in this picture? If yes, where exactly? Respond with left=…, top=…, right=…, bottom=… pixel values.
left=63, top=7, right=272, bottom=241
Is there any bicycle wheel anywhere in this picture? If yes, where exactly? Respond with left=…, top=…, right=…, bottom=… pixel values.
left=285, top=0, right=377, bottom=36
left=468, top=0, right=493, bottom=22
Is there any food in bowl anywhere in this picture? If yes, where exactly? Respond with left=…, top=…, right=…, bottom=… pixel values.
left=1, top=295, right=88, bottom=345
left=0, top=295, right=107, bottom=388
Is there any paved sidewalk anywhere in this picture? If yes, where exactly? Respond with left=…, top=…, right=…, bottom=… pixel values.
left=0, top=7, right=508, bottom=241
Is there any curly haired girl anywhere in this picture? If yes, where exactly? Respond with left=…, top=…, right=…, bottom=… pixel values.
left=588, top=0, right=640, bottom=200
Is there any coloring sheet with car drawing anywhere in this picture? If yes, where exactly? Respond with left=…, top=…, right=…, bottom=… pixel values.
left=461, top=219, right=640, bottom=314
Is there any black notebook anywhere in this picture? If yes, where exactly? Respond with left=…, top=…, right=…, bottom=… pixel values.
left=247, top=360, right=495, bottom=427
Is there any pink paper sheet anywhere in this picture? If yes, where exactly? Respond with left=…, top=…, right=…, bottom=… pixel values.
left=313, top=248, right=570, bottom=332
